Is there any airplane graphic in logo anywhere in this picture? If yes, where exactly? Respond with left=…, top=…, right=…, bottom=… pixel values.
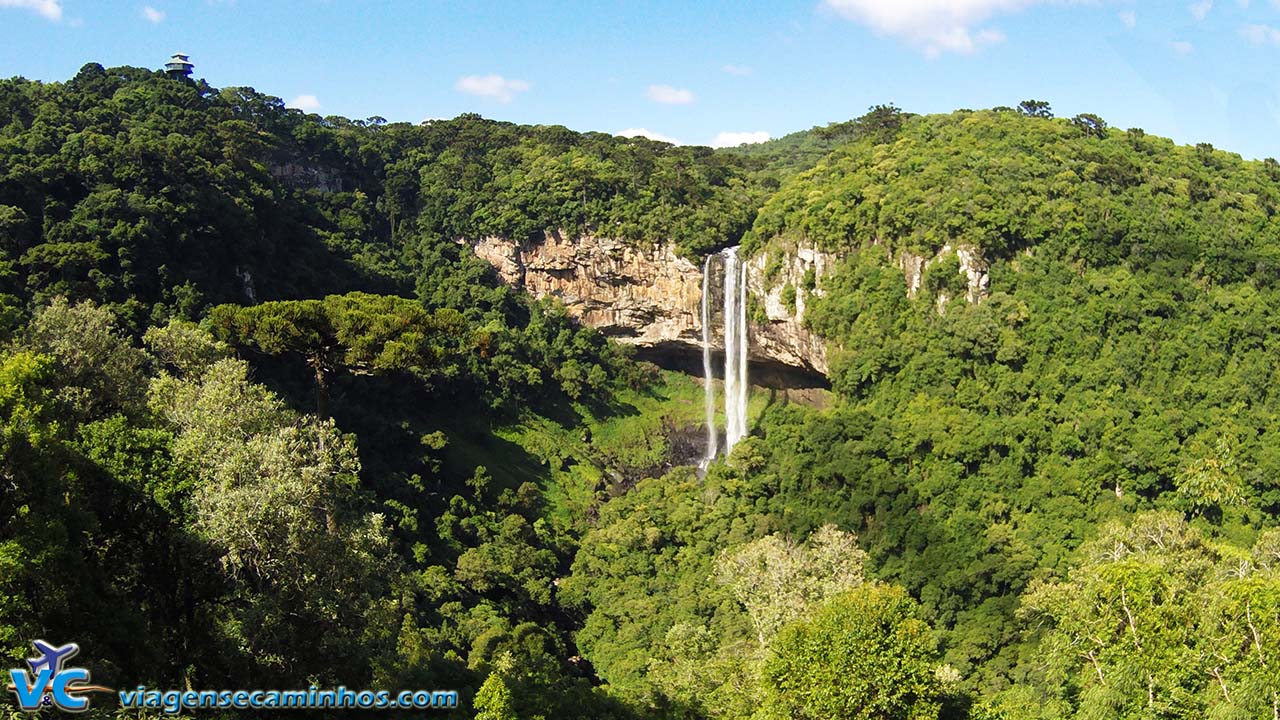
left=27, top=641, right=79, bottom=676
left=7, top=639, right=113, bottom=713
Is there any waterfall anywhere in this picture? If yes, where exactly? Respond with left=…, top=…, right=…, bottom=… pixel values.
left=700, top=247, right=750, bottom=464
left=701, top=255, right=718, bottom=461
left=723, top=248, right=749, bottom=451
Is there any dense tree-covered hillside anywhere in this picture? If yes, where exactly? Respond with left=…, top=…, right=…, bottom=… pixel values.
left=566, top=107, right=1280, bottom=718
left=4, top=64, right=1280, bottom=720
left=0, top=64, right=740, bottom=719
left=0, top=62, right=756, bottom=326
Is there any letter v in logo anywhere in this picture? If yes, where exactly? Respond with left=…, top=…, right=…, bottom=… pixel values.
left=8, top=668, right=52, bottom=710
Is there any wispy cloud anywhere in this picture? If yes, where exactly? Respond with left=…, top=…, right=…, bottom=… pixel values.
left=455, top=74, right=530, bottom=103
left=0, top=0, right=63, bottom=21
left=722, top=64, right=753, bottom=76
left=1241, top=23, right=1280, bottom=44
left=1118, top=10, right=1136, bottom=29
left=1188, top=0, right=1212, bottom=20
left=646, top=84, right=695, bottom=104
left=141, top=5, right=165, bottom=23
left=617, top=128, right=681, bottom=144
left=711, top=131, right=771, bottom=148
left=288, top=94, right=321, bottom=112
left=821, top=0, right=1037, bottom=57
left=1171, top=40, right=1195, bottom=54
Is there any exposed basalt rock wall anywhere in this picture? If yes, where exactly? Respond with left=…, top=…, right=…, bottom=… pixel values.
left=462, top=231, right=832, bottom=379
left=467, top=231, right=705, bottom=348
left=899, top=243, right=990, bottom=303
left=463, top=231, right=993, bottom=383
left=745, top=244, right=834, bottom=376
left=270, top=160, right=343, bottom=192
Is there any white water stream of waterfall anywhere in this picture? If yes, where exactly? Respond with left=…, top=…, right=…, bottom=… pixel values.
left=701, top=247, right=750, bottom=463
left=723, top=248, right=749, bottom=450
left=701, top=254, right=718, bottom=461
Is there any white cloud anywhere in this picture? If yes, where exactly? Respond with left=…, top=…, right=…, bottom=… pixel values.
left=288, top=94, right=321, bottom=112
left=455, top=74, right=529, bottom=103
left=711, top=131, right=771, bottom=148
left=821, top=0, right=1039, bottom=56
left=617, top=128, right=681, bottom=144
left=1241, top=23, right=1280, bottom=44
left=1118, top=10, right=1135, bottom=29
left=722, top=64, right=753, bottom=76
left=646, top=84, right=695, bottom=104
left=1188, top=0, right=1212, bottom=20
left=141, top=5, right=165, bottom=23
left=0, top=0, right=63, bottom=21
left=1171, top=40, right=1195, bottom=54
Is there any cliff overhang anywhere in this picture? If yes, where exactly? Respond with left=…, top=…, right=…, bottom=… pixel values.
left=461, top=231, right=832, bottom=386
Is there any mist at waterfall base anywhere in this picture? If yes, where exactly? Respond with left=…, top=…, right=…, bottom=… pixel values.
left=701, top=247, right=749, bottom=470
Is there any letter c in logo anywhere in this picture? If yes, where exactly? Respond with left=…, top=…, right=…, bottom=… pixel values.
left=51, top=669, right=90, bottom=712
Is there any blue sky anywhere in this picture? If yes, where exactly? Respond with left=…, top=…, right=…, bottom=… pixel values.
left=2, top=0, right=1279, bottom=158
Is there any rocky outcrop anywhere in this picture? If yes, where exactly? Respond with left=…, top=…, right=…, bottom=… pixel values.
left=954, top=245, right=991, bottom=302
left=467, top=231, right=705, bottom=348
left=900, top=243, right=990, bottom=304
left=746, top=244, right=834, bottom=375
left=462, top=231, right=833, bottom=379
left=270, top=161, right=343, bottom=193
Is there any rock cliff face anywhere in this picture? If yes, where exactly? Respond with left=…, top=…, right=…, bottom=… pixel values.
left=467, top=230, right=705, bottom=348
left=464, top=232, right=993, bottom=385
left=899, top=243, right=990, bottom=304
left=270, top=161, right=343, bottom=193
left=745, top=244, right=834, bottom=376
left=463, top=231, right=832, bottom=381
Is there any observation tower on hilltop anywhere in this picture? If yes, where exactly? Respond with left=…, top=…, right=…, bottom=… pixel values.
left=164, top=53, right=193, bottom=80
